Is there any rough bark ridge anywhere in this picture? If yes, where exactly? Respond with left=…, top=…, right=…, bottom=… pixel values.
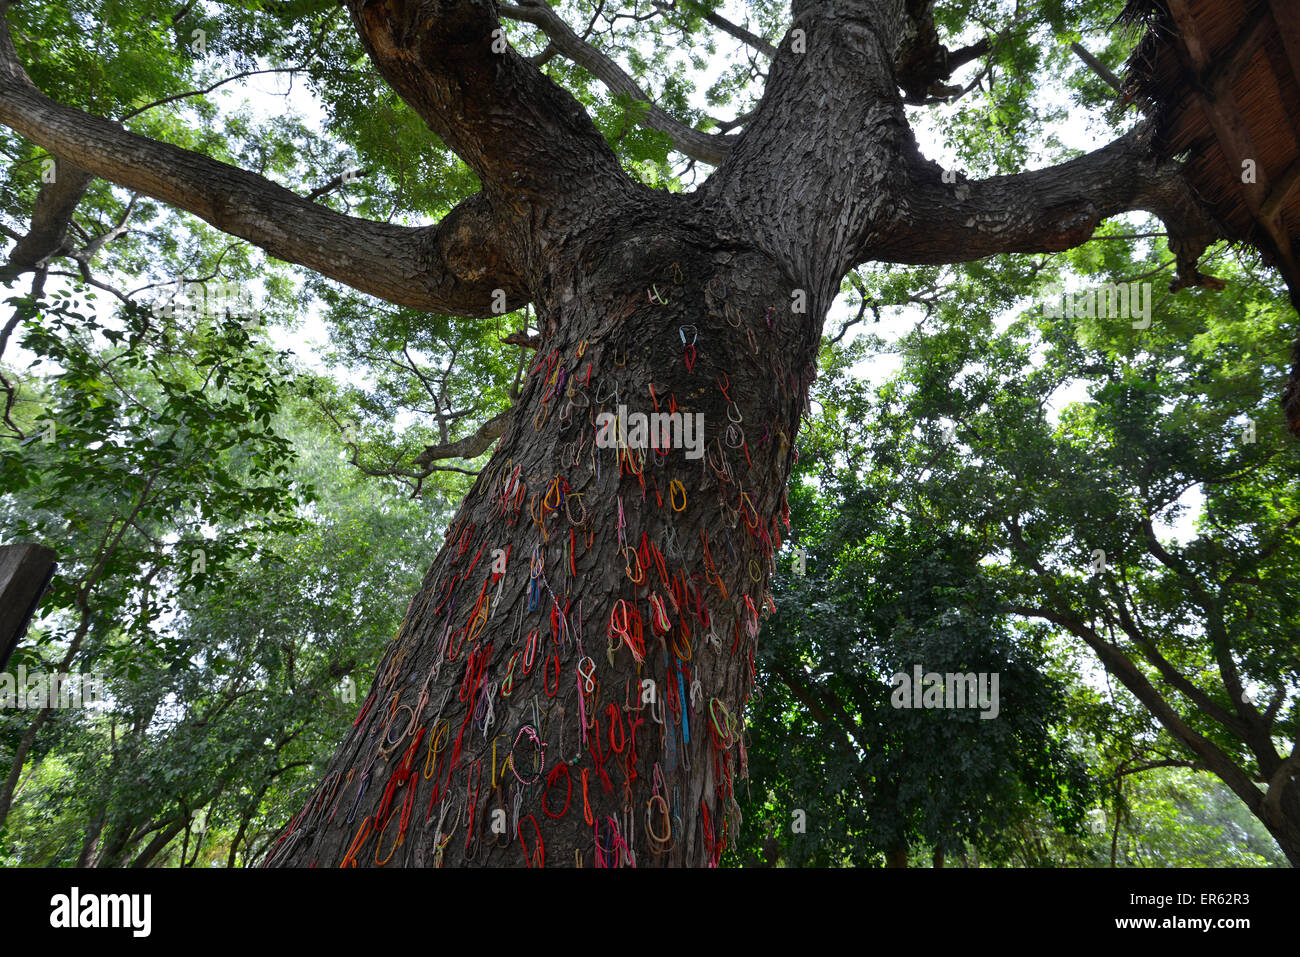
left=270, top=195, right=818, bottom=866
left=0, top=0, right=1248, bottom=866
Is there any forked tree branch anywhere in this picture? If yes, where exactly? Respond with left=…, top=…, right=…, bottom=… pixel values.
left=0, top=4, right=526, bottom=316
left=343, top=0, right=631, bottom=215
left=869, top=123, right=1223, bottom=289
left=500, top=0, right=737, bottom=165
left=0, top=155, right=92, bottom=284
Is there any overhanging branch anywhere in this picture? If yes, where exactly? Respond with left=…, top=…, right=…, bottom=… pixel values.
left=0, top=7, right=525, bottom=317
left=499, top=0, right=736, bottom=165
left=869, top=123, right=1224, bottom=290
left=1, top=16, right=527, bottom=314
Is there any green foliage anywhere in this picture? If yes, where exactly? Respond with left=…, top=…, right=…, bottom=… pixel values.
left=0, top=291, right=447, bottom=864
left=754, top=230, right=1297, bottom=865
left=739, top=354, right=1095, bottom=867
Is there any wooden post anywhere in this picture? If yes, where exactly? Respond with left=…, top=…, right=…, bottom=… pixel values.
left=0, top=543, right=57, bottom=672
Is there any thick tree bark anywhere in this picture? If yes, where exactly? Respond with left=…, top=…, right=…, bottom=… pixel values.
left=0, top=0, right=1252, bottom=867
left=268, top=205, right=815, bottom=866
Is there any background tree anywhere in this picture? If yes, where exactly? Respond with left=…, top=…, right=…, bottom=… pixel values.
left=1, top=312, right=449, bottom=863
left=763, top=234, right=1298, bottom=863
left=0, top=293, right=304, bottom=833
left=743, top=510, right=1094, bottom=866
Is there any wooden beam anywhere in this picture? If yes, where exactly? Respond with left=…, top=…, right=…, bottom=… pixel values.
left=1204, top=4, right=1272, bottom=97
left=1261, top=156, right=1300, bottom=221
left=1166, top=0, right=1209, bottom=65
left=1164, top=1, right=1270, bottom=205
left=0, top=543, right=56, bottom=672
left=1266, top=0, right=1300, bottom=83
left=1165, top=0, right=1297, bottom=270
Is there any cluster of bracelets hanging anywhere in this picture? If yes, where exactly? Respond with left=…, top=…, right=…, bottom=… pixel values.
left=265, top=268, right=809, bottom=869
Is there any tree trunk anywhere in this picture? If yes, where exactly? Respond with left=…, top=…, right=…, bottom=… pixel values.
left=0, top=620, right=84, bottom=828
left=76, top=804, right=106, bottom=868
left=1259, top=779, right=1300, bottom=867
left=269, top=222, right=815, bottom=867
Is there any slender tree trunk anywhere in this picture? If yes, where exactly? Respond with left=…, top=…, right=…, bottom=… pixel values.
left=97, top=819, right=139, bottom=868
left=229, top=806, right=257, bottom=869
left=76, top=805, right=106, bottom=868
left=0, top=610, right=90, bottom=828
left=131, top=816, right=190, bottom=869
left=269, top=219, right=816, bottom=867
left=1110, top=786, right=1122, bottom=868
left=0, top=699, right=53, bottom=829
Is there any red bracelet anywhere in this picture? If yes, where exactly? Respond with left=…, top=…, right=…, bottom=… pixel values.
left=606, top=703, right=625, bottom=754
left=543, top=763, right=572, bottom=819
left=544, top=651, right=560, bottom=697
left=582, top=768, right=594, bottom=826
left=523, top=628, right=539, bottom=674
left=518, top=814, right=544, bottom=868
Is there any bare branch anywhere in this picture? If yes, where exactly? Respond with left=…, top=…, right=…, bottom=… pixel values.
left=305, top=169, right=369, bottom=203
left=0, top=13, right=527, bottom=316
left=649, top=2, right=777, bottom=58
left=499, top=0, right=735, bottom=165
left=1070, top=41, right=1123, bottom=93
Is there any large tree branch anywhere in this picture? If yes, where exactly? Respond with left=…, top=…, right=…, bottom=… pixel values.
left=411, top=408, right=510, bottom=468
left=500, top=0, right=736, bottom=165
left=0, top=155, right=92, bottom=284
left=871, top=123, right=1224, bottom=289
left=0, top=8, right=524, bottom=316
left=344, top=0, right=630, bottom=215
left=1003, top=601, right=1263, bottom=811
left=1104, top=572, right=1244, bottom=735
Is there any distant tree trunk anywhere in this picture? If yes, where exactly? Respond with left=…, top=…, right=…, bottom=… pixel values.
left=76, top=805, right=106, bottom=868
left=0, top=608, right=89, bottom=828
left=886, top=845, right=909, bottom=868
